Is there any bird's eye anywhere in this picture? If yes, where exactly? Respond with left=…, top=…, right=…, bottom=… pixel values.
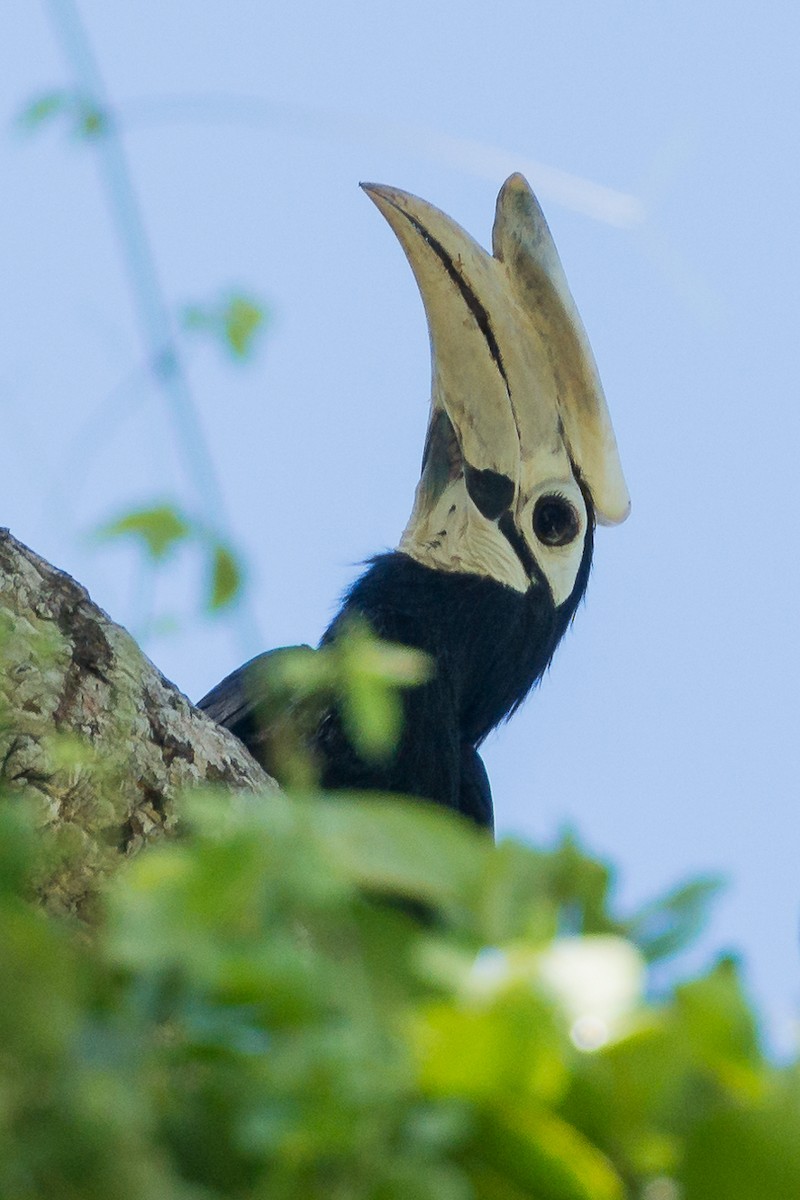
left=532, top=495, right=580, bottom=547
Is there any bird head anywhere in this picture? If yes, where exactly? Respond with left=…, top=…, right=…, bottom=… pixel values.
left=361, top=174, right=629, bottom=608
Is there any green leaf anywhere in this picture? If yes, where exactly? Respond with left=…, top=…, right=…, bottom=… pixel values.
left=563, top=1020, right=686, bottom=1178
left=310, top=796, right=489, bottom=917
left=473, top=1107, right=625, bottom=1200
left=682, top=1083, right=800, bottom=1199
left=268, top=644, right=337, bottom=694
left=223, top=294, right=267, bottom=360
left=94, top=503, right=192, bottom=562
left=337, top=619, right=432, bottom=690
left=181, top=290, right=268, bottom=362
left=16, top=90, right=107, bottom=139
left=16, top=90, right=73, bottom=132
left=333, top=619, right=432, bottom=761
left=477, top=840, right=558, bottom=944
left=413, top=988, right=567, bottom=1106
left=543, top=830, right=617, bottom=937
left=672, top=956, right=764, bottom=1095
left=341, top=674, right=402, bottom=761
left=77, top=101, right=108, bottom=138
left=206, top=541, right=243, bottom=611
left=626, top=875, right=725, bottom=964
left=2, top=781, right=797, bottom=1199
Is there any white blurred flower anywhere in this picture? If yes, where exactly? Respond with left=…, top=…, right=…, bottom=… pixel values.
left=536, top=935, right=646, bottom=1051
left=463, top=935, right=645, bottom=1050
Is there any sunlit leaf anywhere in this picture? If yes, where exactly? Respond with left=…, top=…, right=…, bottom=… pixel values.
left=223, top=294, right=267, bottom=359
left=269, top=644, right=336, bottom=693
left=413, top=986, right=566, bottom=1105
left=16, top=90, right=73, bottom=132
left=474, top=1106, right=625, bottom=1200
left=672, top=956, right=764, bottom=1097
left=206, top=540, right=243, bottom=611
left=181, top=290, right=268, bottom=362
left=16, top=89, right=107, bottom=139
left=94, top=503, right=192, bottom=562
left=329, top=620, right=432, bottom=760
left=341, top=674, right=401, bottom=760
left=337, top=618, right=432, bottom=688
left=0, top=779, right=796, bottom=1198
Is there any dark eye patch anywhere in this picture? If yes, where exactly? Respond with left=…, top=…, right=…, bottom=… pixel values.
left=532, top=495, right=580, bottom=547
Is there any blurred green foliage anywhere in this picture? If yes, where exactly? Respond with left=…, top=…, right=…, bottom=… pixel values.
left=1, top=787, right=798, bottom=1200
left=182, top=292, right=270, bottom=363
left=269, top=623, right=432, bottom=764
left=214, top=631, right=432, bottom=790
left=95, top=505, right=193, bottom=563
left=9, top=58, right=798, bottom=1200
left=16, top=88, right=108, bottom=139
left=94, top=503, right=245, bottom=616
left=18, top=87, right=269, bottom=643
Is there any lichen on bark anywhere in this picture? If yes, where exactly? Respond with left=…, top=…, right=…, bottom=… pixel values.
left=0, top=528, right=275, bottom=917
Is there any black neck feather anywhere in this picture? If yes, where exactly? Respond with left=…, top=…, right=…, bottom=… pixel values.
left=316, top=527, right=592, bottom=825
left=324, top=537, right=592, bottom=744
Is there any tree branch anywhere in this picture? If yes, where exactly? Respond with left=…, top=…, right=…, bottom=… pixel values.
left=0, top=528, right=274, bottom=917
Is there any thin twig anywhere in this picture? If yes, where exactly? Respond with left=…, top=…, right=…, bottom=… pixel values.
left=44, top=0, right=261, bottom=653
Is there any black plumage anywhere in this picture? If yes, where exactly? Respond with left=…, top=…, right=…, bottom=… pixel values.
left=198, top=521, right=593, bottom=831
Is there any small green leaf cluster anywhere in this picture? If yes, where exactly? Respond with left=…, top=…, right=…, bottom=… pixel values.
left=16, top=89, right=107, bottom=139
left=18, top=90, right=270, bottom=641
left=182, top=292, right=270, bottom=362
left=94, top=503, right=243, bottom=614
left=1, top=791, right=797, bottom=1200
left=242, top=627, right=432, bottom=783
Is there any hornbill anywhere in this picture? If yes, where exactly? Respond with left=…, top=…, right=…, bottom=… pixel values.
left=198, top=174, right=629, bottom=832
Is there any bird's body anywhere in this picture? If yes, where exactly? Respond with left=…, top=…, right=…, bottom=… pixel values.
left=198, top=176, right=628, bottom=831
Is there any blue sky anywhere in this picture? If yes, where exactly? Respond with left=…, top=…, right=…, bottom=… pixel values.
left=2, top=1, right=799, bottom=1048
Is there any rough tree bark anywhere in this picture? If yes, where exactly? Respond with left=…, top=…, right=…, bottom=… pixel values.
left=0, top=528, right=276, bottom=918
